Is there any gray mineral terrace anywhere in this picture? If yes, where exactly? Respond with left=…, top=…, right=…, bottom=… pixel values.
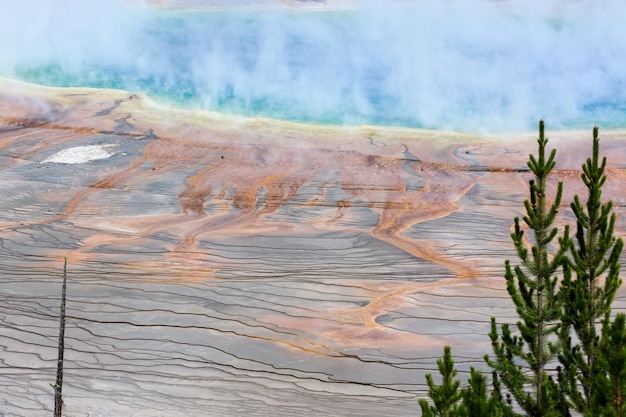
left=1, top=80, right=625, bottom=416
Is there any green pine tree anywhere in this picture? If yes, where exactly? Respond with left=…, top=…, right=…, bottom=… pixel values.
left=486, top=120, right=570, bottom=417
left=558, top=125, right=624, bottom=416
left=594, top=313, right=626, bottom=417
left=462, top=368, right=515, bottom=417
left=420, top=346, right=465, bottom=417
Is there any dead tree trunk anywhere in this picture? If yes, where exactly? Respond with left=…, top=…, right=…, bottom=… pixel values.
left=53, top=258, right=67, bottom=417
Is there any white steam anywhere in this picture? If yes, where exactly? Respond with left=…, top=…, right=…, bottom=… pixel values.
left=1, top=0, right=625, bottom=132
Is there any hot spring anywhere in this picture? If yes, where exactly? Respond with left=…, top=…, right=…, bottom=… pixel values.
left=2, top=3, right=626, bottom=417
left=2, top=0, right=625, bottom=133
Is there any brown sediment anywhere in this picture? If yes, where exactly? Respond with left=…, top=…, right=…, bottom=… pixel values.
left=372, top=163, right=478, bottom=280
left=3, top=79, right=624, bottom=274
left=1, top=78, right=625, bottom=416
left=2, top=79, right=624, bottom=276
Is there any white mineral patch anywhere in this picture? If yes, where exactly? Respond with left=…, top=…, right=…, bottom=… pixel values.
left=42, top=144, right=117, bottom=164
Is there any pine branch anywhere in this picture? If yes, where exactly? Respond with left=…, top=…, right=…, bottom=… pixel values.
left=558, top=125, right=624, bottom=415
left=488, top=120, right=568, bottom=416
left=420, top=346, right=465, bottom=417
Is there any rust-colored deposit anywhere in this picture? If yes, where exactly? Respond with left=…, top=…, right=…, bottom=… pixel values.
left=1, top=78, right=625, bottom=416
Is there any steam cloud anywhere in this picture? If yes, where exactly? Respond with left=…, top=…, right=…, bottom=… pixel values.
left=1, top=0, right=625, bottom=132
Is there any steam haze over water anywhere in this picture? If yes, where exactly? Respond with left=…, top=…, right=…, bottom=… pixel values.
left=2, top=0, right=625, bottom=132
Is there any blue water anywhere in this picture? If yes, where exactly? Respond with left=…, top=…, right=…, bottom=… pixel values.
left=4, top=2, right=626, bottom=132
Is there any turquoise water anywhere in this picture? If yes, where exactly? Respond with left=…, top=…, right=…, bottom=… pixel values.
left=4, top=3, right=626, bottom=132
